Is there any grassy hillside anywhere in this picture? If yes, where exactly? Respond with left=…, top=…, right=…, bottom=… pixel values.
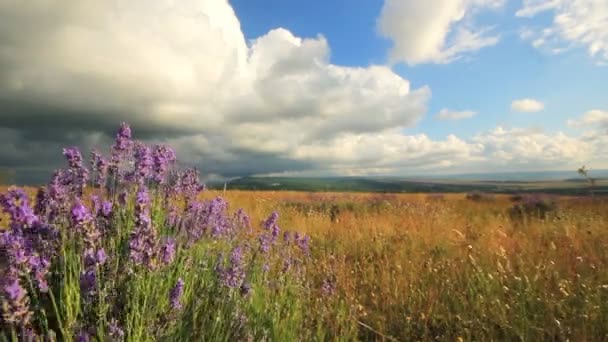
left=213, top=176, right=608, bottom=195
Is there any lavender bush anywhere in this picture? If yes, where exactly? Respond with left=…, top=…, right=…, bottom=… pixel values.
left=0, top=123, right=336, bottom=341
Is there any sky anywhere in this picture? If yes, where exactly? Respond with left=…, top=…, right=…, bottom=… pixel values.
left=1, top=0, right=608, bottom=183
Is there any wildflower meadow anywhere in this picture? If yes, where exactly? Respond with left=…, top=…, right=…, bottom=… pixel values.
left=2, top=123, right=608, bottom=341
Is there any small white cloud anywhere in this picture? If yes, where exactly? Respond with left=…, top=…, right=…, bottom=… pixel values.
left=511, top=98, right=545, bottom=112
left=567, top=110, right=608, bottom=126
left=436, top=108, right=477, bottom=120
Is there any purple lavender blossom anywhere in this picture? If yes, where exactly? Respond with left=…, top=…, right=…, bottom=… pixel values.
left=133, top=142, right=153, bottom=183
left=263, top=211, right=279, bottom=230
left=259, top=234, right=272, bottom=254
left=169, top=278, right=185, bottom=310
left=90, top=149, right=108, bottom=188
left=234, top=208, right=252, bottom=233
left=152, top=145, right=176, bottom=184
left=263, top=212, right=281, bottom=240
left=29, top=255, right=51, bottom=292
left=180, top=168, right=202, bottom=203
left=160, top=238, right=176, bottom=265
left=295, top=233, right=311, bottom=256
left=79, top=269, right=97, bottom=297
left=101, top=201, right=113, bottom=218
left=217, top=246, right=246, bottom=289
left=63, top=147, right=89, bottom=196
left=2, top=277, right=32, bottom=326
left=76, top=329, right=91, bottom=342
left=71, top=200, right=93, bottom=227
left=107, top=318, right=125, bottom=339
left=129, top=186, right=157, bottom=268
left=109, top=122, right=133, bottom=183
left=0, top=187, right=37, bottom=230
left=63, top=146, right=84, bottom=169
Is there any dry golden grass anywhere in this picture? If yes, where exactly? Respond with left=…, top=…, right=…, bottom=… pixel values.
left=204, top=190, right=608, bottom=340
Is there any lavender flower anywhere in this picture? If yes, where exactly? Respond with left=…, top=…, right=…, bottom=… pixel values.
left=107, top=318, right=125, bottom=340
left=63, top=146, right=84, bottom=169
left=218, top=246, right=246, bottom=289
left=2, top=277, right=32, bottom=326
left=0, top=187, right=37, bottom=231
left=152, top=145, right=176, bottom=184
left=109, top=122, right=133, bottom=184
left=71, top=199, right=93, bottom=227
left=63, top=147, right=89, bottom=196
left=129, top=186, right=157, bottom=268
left=295, top=233, right=311, bottom=256
left=79, top=269, right=97, bottom=297
left=90, top=149, right=108, bottom=188
left=234, top=208, right=252, bottom=232
left=133, top=142, right=153, bottom=183
left=160, top=238, right=176, bottom=265
left=169, top=278, right=185, bottom=310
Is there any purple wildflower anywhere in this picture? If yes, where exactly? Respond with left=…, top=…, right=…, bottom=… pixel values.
left=107, top=318, right=125, bottom=339
left=90, top=149, right=108, bottom=188
left=160, top=238, right=176, bottom=265
left=169, top=278, right=185, bottom=310
left=133, top=142, right=153, bottom=183
left=295, top=233, right=311, bottom=256
left=63, top=146, right=84, bottom=169
left=234, top=208, right=252, bottom=232
left=109, top=122, right=133, bottom=184
left=263, top=211, right=279, bottom=230
left=71, top=200, right=93, bottom=227
left=63, top=146, right=89, bottom=196
left=101, top=201, right=113, bottom=218
left=2, top=277, right=32, bottom=326
left=129, top=186, right=157, bottom=268
left=258, top=233, right=272, bottom=254
left=152, top=145, right=176, bottom=184
left=218, top=246, right=246, bottom=289
left=76, top=329, right=91, bottom=342
left=79, top=269, right=97, bottom=297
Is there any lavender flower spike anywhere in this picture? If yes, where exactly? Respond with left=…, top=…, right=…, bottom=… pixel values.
left=169, top=278, right=185, bottom=310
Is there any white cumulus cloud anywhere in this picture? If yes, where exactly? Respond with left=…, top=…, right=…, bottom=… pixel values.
left=517, top=0, right=608, bottom=63
left=377, top=0, right=504, bottom=65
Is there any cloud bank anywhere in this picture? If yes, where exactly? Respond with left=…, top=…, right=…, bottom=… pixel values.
left=0, top=0, right=605, bottom=184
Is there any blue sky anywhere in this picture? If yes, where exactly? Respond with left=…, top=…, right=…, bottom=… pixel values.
left=1, top=0, right=608, bottom=182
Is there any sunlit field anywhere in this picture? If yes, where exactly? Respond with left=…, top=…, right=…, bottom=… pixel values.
left=213, top=190, right=608, bottom=340
left=1, top=124, right=608, bottom=341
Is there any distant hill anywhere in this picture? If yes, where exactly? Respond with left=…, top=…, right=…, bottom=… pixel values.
left=208, top=174, right=608, bottom=195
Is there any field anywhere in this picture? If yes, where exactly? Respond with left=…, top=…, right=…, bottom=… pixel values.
left=1, top=123, right=608, bottom=341
left=213, top=190, right=608, bottom=340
